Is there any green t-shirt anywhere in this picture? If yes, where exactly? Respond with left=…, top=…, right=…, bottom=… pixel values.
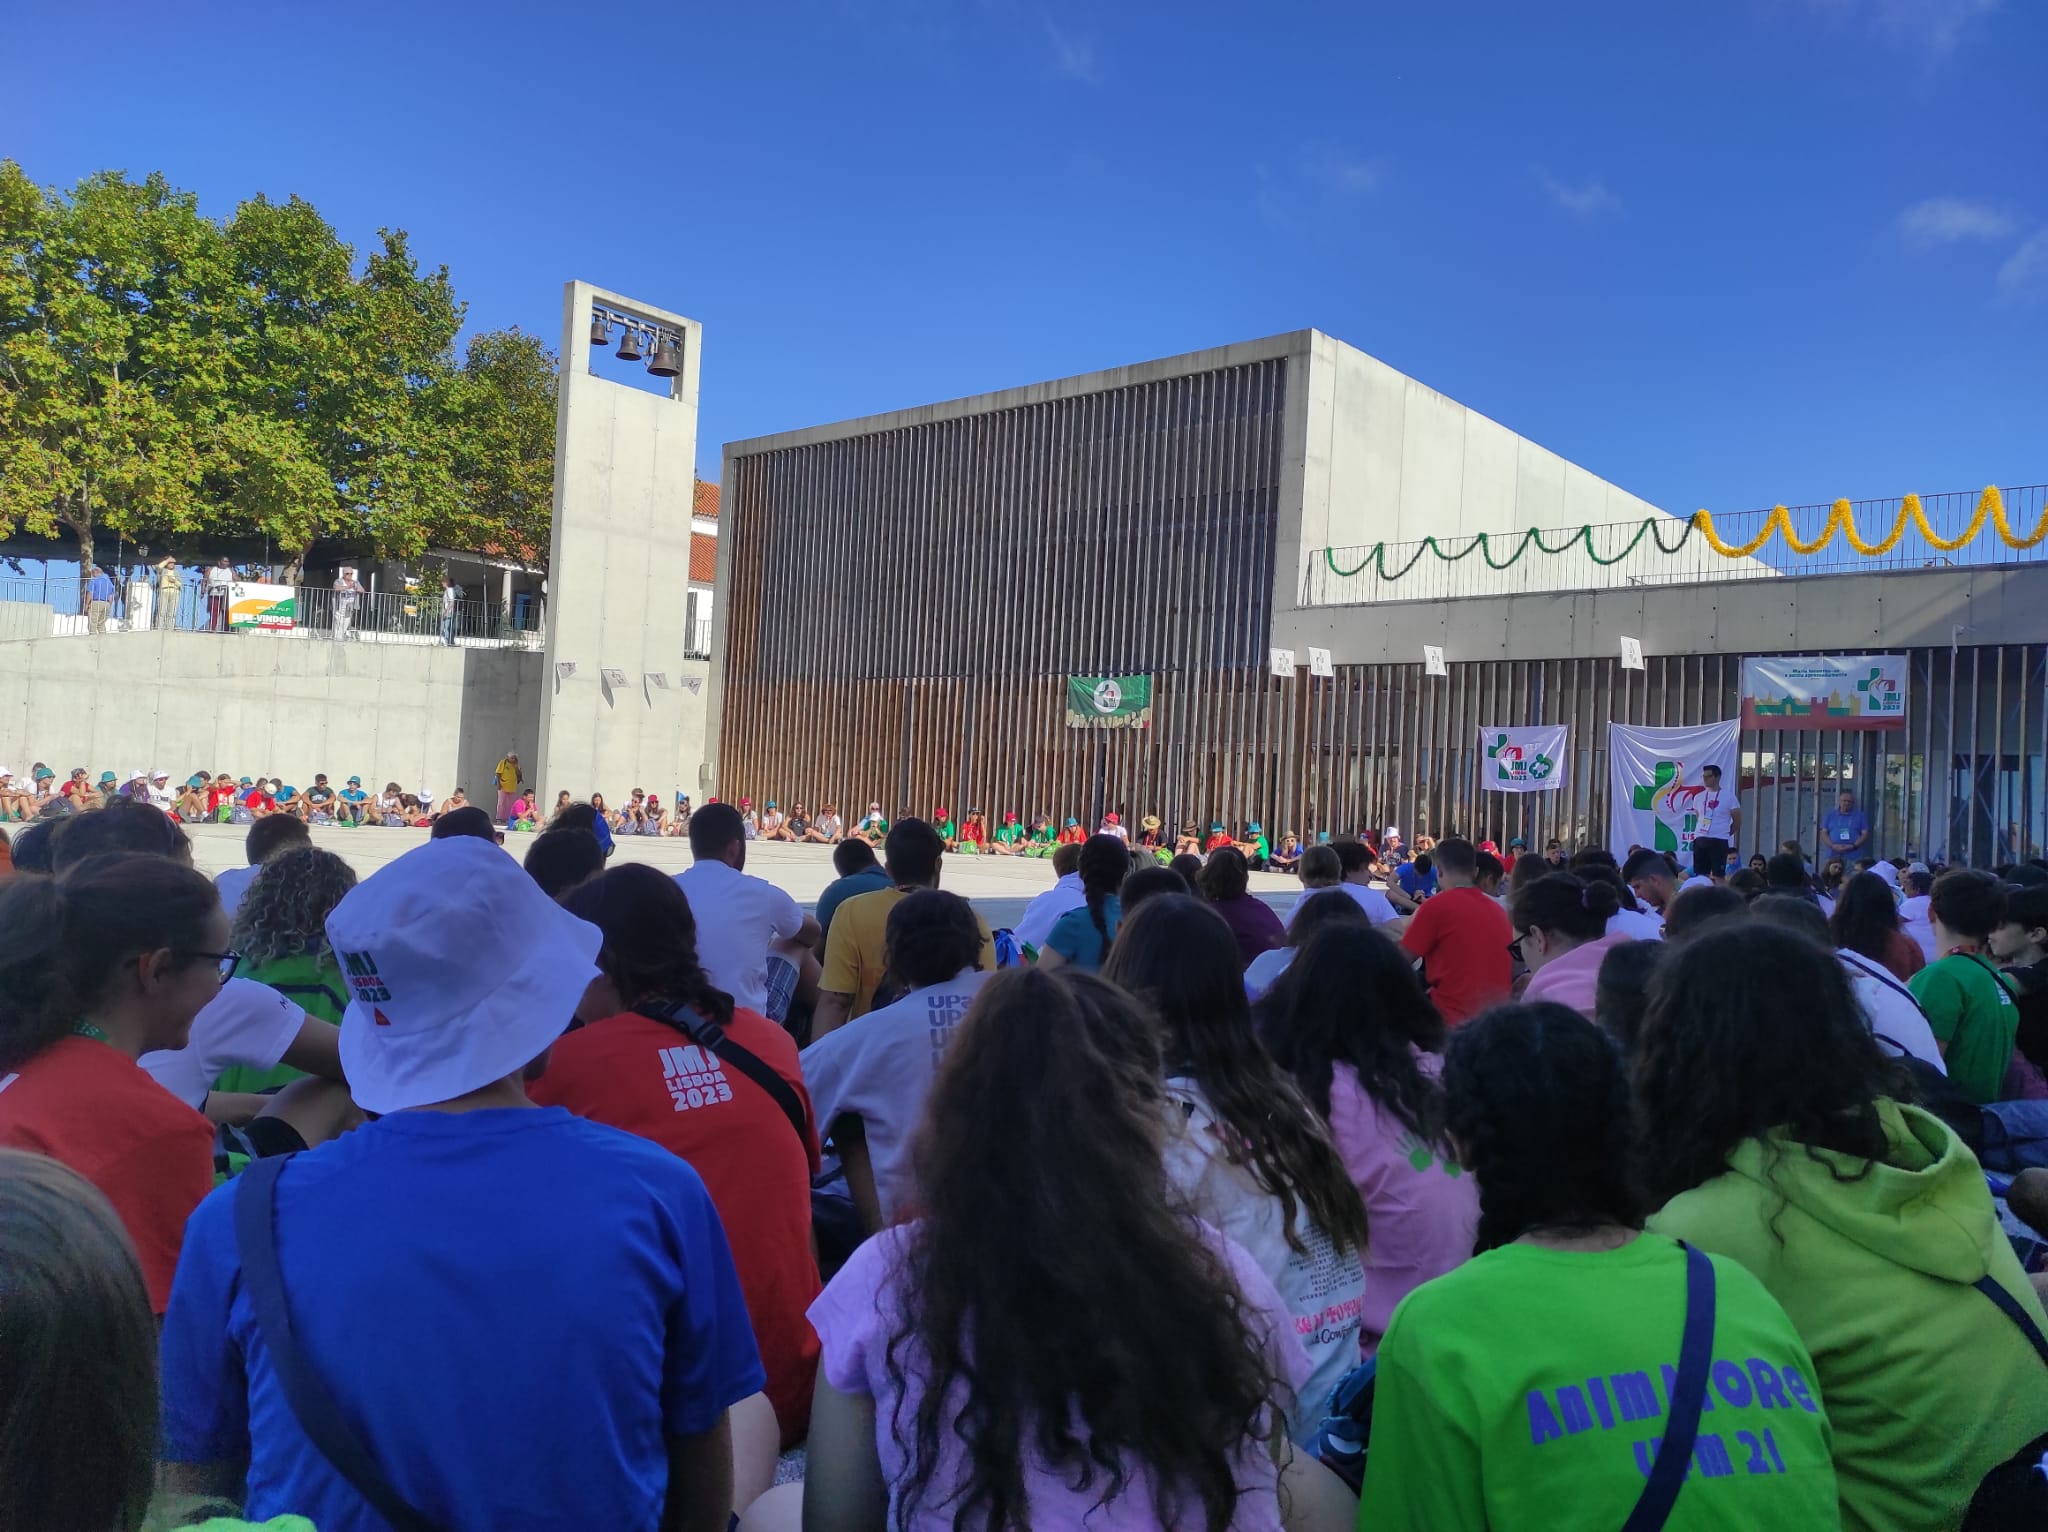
left=1907, top=952, right=2017, bottom=1104
left=1027, top=825, right=1055, bottom=844
left=1360, top=1234, right=1838, bottom=1532
left=994, top=824, right=1024, bottom=845
left=1247, top=834, right=1271, bottom=861
left=934, top=818, right=957, bottom=840
left=213, top=952, right=344, bottom=1095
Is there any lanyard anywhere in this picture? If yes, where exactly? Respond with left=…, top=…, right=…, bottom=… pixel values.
left=72, top=1021, right=111, bottom=1044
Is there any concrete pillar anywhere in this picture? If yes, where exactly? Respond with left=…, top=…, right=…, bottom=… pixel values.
left=537, top=281, right=704, bottom=806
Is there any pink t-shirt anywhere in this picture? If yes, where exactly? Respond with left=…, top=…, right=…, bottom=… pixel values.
left=809, top=1222, right=1314, bottom=1531
left=1519, top=932, right=1633, bottom=1020
left=1324, top=1058, right=1479, bottom=1352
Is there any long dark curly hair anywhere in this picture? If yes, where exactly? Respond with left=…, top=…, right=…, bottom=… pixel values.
left=1105, top=895, right=1370, bottom=1255
left=232, top=846, right=358, bottom=968
left=1443, top=1001, right=1640, bottom=1251
left=1632, top=922, right=1912, bottom=1216
left=888, top=967, right=1283, bottom=1532
left=1256, top=922, right=1448, bottom=1146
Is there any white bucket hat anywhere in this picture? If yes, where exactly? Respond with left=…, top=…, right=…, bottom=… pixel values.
left=325, top=837, right=601, bottom=1113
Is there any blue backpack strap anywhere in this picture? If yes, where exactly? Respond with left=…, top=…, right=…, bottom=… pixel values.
left=1621, top=1240, right=1717, bottom=1532
left=234, top=1157, right=444, bottom=1532
left=1975, top=1274, right=2048, bottom=1368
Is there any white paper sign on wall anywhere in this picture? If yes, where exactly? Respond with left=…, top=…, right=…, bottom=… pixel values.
left=1423, top=645, right=1448, bottom=677
left=1307, top=647, right=1334, bottom=678
left=1620, top=635, right=1646, bottom=671
left=1269, top=648, right=1297, bottom=679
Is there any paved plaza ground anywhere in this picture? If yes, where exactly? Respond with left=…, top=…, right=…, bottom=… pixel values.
left=181, top=822, right=1304, bottom=928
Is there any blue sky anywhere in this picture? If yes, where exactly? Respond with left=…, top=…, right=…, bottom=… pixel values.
left=5, top=0, right=2044, bottom=517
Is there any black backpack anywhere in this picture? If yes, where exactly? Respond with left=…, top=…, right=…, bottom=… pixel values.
left=1962, top=1277, right=2048, bottom=1528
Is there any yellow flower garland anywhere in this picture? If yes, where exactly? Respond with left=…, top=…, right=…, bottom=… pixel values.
left=1691, top=485, right=2048, bottom=559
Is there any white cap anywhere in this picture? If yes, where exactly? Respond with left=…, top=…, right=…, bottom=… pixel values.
left=0, top=766, right=11, bottom=778
left=1384, top=826, right=1400, bottom=839
left=151, top=769, right=169, bottom=780
left=129, top=769, right=146, bottom=782
left=325, top=837, right=601, bottom=1114
left=418, top=788, right=435, bottom=805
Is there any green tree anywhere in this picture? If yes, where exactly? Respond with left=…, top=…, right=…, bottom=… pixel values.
left=213, top=202, right=466, bottom=578
left=0, top=161, right=230, bottom=600
left=441, top=327, right=557, bottom=565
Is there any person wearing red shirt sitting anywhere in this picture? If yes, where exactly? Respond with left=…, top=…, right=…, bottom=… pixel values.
left=955, top=808, right=988, bottom=855
left=240, top=778, right=278, bottom=816
left=1399, top=835, right=1513, bottom=1027
left=1204, top=820, right=1235, bottom=854
left=0, top=853, right=222, bottom=1313
left=1056, top=817, right=1087, bottom=846
left=534, top=862, right=822, bottom=1457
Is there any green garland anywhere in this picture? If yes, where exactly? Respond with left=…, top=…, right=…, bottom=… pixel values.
left=1323, top=517, right=1696, bottom=581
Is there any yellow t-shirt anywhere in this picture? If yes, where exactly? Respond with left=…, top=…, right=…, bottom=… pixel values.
left=494, top=759, right=520, bottom=793
left=820, top=886, right=998, bottom=1017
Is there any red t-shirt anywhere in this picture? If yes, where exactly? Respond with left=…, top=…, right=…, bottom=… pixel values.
left=1057, top=826, right=1086, bottom=845
left=958, top=821, right=985, bottom=847
left=1400, top=885, right=1514, bottom=1027
left=530, top=1007, right=823, bottom=1442
left=206, top=784, right=236, bottom=812
left=1205, top=833, right=1235, bottom=852
left=0, top=1036, right=214, bottom=1312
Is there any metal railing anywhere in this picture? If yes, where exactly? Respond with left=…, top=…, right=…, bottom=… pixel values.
left=1303, top=483, right=2048, bottom=607
left=0, top=577, right=546, bottom=650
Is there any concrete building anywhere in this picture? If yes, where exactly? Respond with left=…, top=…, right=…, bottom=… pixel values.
left=709, top=331, right=2048, bottom=864
left=536, top=280, right=709, bottom=808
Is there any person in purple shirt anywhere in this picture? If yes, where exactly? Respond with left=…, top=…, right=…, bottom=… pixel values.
left=1196, top=845, right=1286, bottom=965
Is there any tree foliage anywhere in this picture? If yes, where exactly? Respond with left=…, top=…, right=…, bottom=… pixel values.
left=0, top=161, right=558, bottom=585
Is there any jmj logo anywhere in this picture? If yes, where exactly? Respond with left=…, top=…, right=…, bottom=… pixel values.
left=1855, top=668, right=1903, bottom=714
left=1632, top=760, right=1706, bottom=853
left=1488, top=733, right=1555, bottom=784
left=658, top=1044, right=733, bottom=1113
left=339, top=950, right=391, bottom=1003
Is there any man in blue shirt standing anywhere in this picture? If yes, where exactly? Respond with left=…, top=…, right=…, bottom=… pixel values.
left=159, top=837, right=765, bottom=1532
left=1823, top=787, right=1872, bottom=860
left=85, top=564, right=116, bottom=633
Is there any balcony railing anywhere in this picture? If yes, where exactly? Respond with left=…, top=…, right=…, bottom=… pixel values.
left=1302, top=483, right=2048, bottom=607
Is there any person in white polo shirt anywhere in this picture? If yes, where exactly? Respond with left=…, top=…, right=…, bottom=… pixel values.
left=1690, top=762, right=1741, bottom=879
left=675, top=802, right=821, bottom=1017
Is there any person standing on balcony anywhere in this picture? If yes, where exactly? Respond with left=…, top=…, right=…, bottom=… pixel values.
left=85, top=566, right=115, bottom=634
left=331, top=566, right=363, bottom=643
left=154, top=556, right=182, bottom=631
left=205, top=556, right=232, bottom=632
left=440, top=574, right=459, bottom=646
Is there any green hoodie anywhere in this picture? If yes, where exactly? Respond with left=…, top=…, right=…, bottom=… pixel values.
left=1648, top=1100, right=2048, bottom=1532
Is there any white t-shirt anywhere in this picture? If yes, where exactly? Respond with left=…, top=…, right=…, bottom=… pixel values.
left=440, top=584, right=457, bottom=614
left=1838, top=949, right=1946, bottom=1074
left=801, top=969, right=992, bottom=1221
left=147, top=784, right=174, bottom=810
left=1161, top=1076, right=1369, bottom=1446
left=1244, top=947, right=1294, bottom=1001
left=1678, top=874, right=1714, bottom=896
left=206, top=565, right=232, bottom=591
left=214, top=863, right=260, bottom=919
left=673, top=858, right=805, bottom=1015
left=1100, top=823, right=1129, bottom=843
left=139, top=978, right=307, bottom=1108
left=1015, top=872, right=1085, bottom=949
left=1899, top=895, right=1938, bottom=964
left=1606, top=905, right=1666, bottom=941
left=1697, top=790, right=1738, bottom=839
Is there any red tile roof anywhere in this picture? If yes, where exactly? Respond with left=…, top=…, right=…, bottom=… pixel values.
left=690, top=532, right=717, bottom=584
left=694, top=480, right=719, bottom=520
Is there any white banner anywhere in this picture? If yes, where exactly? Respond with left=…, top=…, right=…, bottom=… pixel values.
left=1608, top=718, right=1740, bottom=858
left=1741, top=653, right=1906, bottom=731
left=1479, top=725, right=1568, bottom=793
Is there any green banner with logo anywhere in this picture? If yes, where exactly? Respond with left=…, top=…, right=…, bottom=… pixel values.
left=1066, top=674, right=1153, bottom=730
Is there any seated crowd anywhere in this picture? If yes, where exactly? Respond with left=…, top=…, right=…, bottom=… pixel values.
left=3, top=792, right=2048, bottom=1532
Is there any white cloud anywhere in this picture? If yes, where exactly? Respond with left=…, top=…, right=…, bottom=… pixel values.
left=1898, top=196, right=2016, bottom=248
left=1807, top=0, right=2000, bottom=55
left=1043, top=16, right=1097, bottom=81
left=1997, top=229, right=2048, bottom=301
left=1302, top=142, right=1386, bottom=197
left=1536, top=170, right=1622, bottom=219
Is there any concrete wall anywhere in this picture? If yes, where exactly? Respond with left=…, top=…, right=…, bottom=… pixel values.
left=1273, top=563, right=2048, bottom=667
left=539, top=281, right=707, bottom=809
left=1282, top=333, right=1761, bottom=608
left=0, top=631, right=543, bottom=801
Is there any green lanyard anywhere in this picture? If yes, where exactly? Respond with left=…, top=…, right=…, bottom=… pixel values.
left=72, top=1021, right=110, bottom=1044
